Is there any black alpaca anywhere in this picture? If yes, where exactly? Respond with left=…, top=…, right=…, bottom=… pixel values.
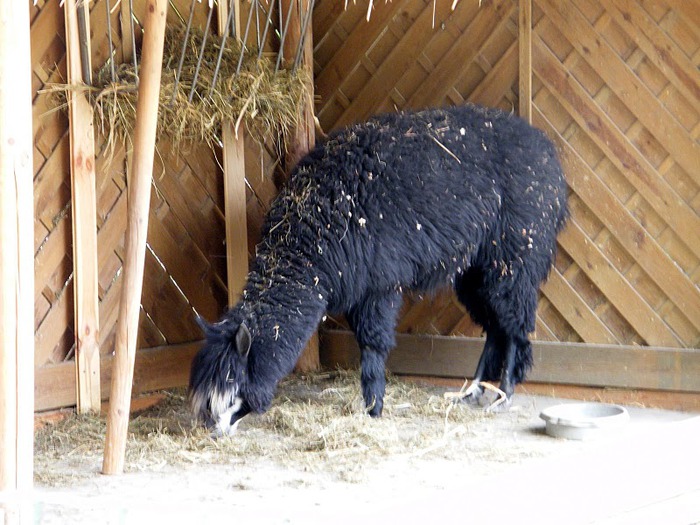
left=189, top=104, right=568, bottom=435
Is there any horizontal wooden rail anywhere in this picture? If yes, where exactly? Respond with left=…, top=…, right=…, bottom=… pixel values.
left=321, top=330, right=700, bottom=393
left=35, top=342, right=200, bottom=412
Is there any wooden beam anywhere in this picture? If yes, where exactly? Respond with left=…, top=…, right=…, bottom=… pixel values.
left=518, top=0, right=532, bottom=123
left=0, top=0, right=34, bottom=519
left=103, top=0, right=169, bottom=476
left=35, top=343, right=201, bottom=412
left=321, top=330, right=700, bottom=393
left=120, top=0, right=135, bottom=62
left=281, top=0, right=320, bottom=373
left=65, top=0, right=102, bottom=414
left=218, top=0, right=249, bottom=307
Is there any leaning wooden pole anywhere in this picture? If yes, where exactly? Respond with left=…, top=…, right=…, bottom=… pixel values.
left=103, top=0, right=169, bottom=475
left=0, top=0, right=35, bottom=520
left=281, top=0, right=320, bottom=373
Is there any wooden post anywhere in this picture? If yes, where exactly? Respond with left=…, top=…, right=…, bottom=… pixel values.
left=0, top=0, right=35, bottom=520
left=65, top=0, right=102, bottom=414
left=519, top=0, right=532, bottom=123
left=281, top=0, right=315, bottom=167
left=219, top=0, right=249, bottom=307
left=281, top=0, right=320, bottom=373
left=103, top=0, right=168, bottom=475
left=121, top=0, right=135, bottom=63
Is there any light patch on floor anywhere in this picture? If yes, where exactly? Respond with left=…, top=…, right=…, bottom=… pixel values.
left=29, top=373, right=700, bottom=524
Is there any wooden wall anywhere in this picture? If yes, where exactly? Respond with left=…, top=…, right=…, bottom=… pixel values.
left=29, top=0, right=699, bottom=410
left=31, top=0, right=280, bottom=410
left=314, top=0, right=700, bottom=353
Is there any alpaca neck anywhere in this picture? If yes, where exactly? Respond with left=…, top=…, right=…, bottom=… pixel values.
left=242, top=275, right=327, bottom=378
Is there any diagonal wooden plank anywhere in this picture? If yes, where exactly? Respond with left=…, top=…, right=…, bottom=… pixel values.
left=336, top=0, right=457, bottom=127
left=558, top=220, right=682, bottom=347
left=467, top=39, right=519, bottom=107
left=407, top=0, right=511, bottom=108
left=146, top=200, right=220, bottom=320
left=532, top=33, right=700, bottom=260
left=533, top=105, right=700, bottom=334
left=140, top=250, right=201, bottom=344
left=659, top=0, right=700, bottom=42
left=34, top=213, right=70, bottom=305
left=541, top=267, right=620, bottom=344
left=30, top=0, right=63, bottom=70
left=34, top=131, right=70, bottom=229
left=35, top=280, right=73, bottom=367
left=316, top=0, right=406, bottom=105
left=313, top=0, right=347, bottom=38
left=537, top=0, right=700, bottom=181
left=604, top=0, right=700, bottom=113
left=534, top=314, right=559, bottom=341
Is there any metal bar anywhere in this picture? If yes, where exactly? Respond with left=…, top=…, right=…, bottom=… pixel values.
left=254, top=0, right=261, bottom=50
left=129, top=0, right=139, bottom=81
left=235, top=1, right=256, bottom=75
left=76, top=0, right=92, bottom=84
left=258, top=0, right=276, bottom=61
left=105, top=0, right=117, bottom=82
left=275, top=0, right=294, bottom=72
left=293, top=0, right=315, bottom=72
left=172, top=0, right=198, bottom=105
left=188, top=5, right=215, bottom=103
left=210, top=0, right=238, bottom=95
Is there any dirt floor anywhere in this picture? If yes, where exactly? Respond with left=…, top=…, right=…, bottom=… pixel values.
left=29, top=372, right=700, bottom=524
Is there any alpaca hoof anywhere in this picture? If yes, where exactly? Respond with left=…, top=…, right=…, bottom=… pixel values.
left=367, top=404, right=383, bottom=418
left=459, top=383, right=485, bottom=406
left=485, top=393, right=512, bottom=413
left=465, top=380, right=508, bottom=413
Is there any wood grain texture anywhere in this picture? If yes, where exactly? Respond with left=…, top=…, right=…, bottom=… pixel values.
left=0, top=0, right=35, bottom=507
left=322, top=330, right=700, bottom=392
left=64, top=0, right=102, bottom=414
left=315, top=0, right=700, bottom=351
left=103, top=0, right=169, bottom=475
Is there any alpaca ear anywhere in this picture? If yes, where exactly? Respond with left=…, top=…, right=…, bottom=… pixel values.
left=235, top=323, right=251, bottom=359
left=195, top=315, right=216, bottom=339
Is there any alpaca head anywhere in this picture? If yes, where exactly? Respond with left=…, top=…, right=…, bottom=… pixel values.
left=189, top=320, right=253, bottom=437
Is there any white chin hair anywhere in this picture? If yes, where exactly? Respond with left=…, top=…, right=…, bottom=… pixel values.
left=213, top=397, right=244, bottom=437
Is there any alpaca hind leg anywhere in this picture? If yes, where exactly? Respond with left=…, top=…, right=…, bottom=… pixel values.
left=347, top=292, right=402, bottom=417
left=487, top=283, right=537, bottom=411
left=485, top=333, right=517, bottom=412
left=457, top=329, right=499, bottom=406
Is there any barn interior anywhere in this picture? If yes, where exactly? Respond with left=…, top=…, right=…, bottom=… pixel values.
left=1, top=0, right=699, bottom=523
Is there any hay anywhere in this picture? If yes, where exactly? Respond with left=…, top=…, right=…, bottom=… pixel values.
left=35, top=370, right=523, bottom=486
left=46, top=25, right=308, bottom=156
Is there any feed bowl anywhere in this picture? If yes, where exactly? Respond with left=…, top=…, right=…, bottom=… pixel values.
left=539, top=402, right=629, bottom=440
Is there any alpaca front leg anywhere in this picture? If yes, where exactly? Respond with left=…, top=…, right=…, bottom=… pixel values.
left=490, top=333, right=517, bottom=412
left=347, top=292, right=402, bottom=418
left=361, top=348, right=389, bottom=417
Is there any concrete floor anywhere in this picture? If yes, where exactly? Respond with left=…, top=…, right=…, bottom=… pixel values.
left=26, top=394, right=700, bottom=524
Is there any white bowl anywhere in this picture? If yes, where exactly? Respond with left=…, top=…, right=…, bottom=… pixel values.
left=539, top=402, right=629, bottom=440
